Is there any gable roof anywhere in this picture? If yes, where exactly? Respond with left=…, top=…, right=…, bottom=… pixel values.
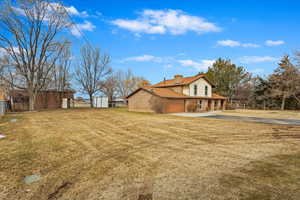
left=126, top=86, right=188, bottom=99
left=153, top=74, right=215, bottom=88
left=127, top=86, right=226, bottom=100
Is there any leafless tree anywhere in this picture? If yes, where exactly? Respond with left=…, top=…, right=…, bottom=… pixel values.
left=0, top=0, right=70, bottom=110
left=116, top=69, right=150, bottom=98
left=75, top=44, right=111, bottom=107
left=99, top=72, right=118, bottom=102
left=50, top=46, right=73, bottom=91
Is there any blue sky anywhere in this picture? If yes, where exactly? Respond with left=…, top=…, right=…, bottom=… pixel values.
left=63, top=0, right=300, bottom=84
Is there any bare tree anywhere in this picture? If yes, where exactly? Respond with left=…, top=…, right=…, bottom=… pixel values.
left=99, top=73, right=118, bottom=102
left=75, top=45, right=111, bottom=107
left=0, top=0, right=70, bottom=110
left=51, top=46, right=72, bottom=91
left=116, top=69, right=150, bottom=98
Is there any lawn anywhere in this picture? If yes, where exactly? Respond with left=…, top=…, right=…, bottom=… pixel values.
left=220, top=109, right=300, bottom=120
left=0, top=108, right=299, bottom=200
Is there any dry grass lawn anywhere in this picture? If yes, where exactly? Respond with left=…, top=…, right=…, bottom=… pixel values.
left=221, top=109, right=300, bottom=120
left=0, top=108, right=299, bottom=200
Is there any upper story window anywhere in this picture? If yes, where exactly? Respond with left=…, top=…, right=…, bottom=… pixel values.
left=194, top=85, right=197, bottom=96
left=205, top=85, right=208, bottom=96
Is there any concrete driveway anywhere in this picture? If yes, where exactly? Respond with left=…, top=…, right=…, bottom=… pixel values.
left=170, top=111, right=222, bottom=117
left=171, top=112, right=300, bottom=125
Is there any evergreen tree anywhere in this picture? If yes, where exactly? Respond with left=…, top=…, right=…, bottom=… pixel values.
left=269, top=56, right=300, bottom=110
left=206, top=58, right=251, bottom=102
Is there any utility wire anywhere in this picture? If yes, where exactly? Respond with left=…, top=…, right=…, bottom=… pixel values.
left=49, top=1, right=94, bottom=48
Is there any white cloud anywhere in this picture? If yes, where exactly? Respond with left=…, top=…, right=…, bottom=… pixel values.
left=178, top=59, right=214, bottom=70
left=14, top=3, right=89, bottom=18
left=112, top=19, right=165, bottom=34
left=64, top=5, right=88, bottom=17
left=239, top=56, right=278, bottom=64
left=217, top=40, right=260, bottom=48
left=111, top=9, right=221, bottom=35
left=122, top=54, right=175, bottom=63
left=70, top=21, right=96, bottom=37
left=241, top=43, right=260, bottom=48
left=265, top=40, right=285, bottom=46
left=123, top=55, right=159, bottom=62
left=217, top=40, right=240, bottom=47
left=0, top=47, right=20, bottom=57
left=47, top=3, right=89, bottom=18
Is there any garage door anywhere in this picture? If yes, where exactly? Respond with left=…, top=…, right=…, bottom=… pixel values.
left=164, top=100, right=185, bottom=113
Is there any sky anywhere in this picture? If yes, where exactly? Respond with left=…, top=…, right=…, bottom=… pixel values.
left=62, top=0, right=300, bottom=84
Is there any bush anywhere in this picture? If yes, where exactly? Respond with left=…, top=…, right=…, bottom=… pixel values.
left=226, top=103, right=236, bottom=110
left=150, top=97, right=164, bottom=113
left=187, top=103, right=197, bottom=112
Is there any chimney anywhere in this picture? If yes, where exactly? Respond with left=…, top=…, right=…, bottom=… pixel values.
left=174, top=74, right=183, bottom=84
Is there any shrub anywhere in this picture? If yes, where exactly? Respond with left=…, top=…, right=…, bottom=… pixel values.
left=187, top=103, right=197, bottom=112
left=150, top=97, right=164, bottom=113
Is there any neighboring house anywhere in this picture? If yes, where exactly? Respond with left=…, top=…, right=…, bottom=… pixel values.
left=9, top=89, right=75, bottom=111
left=126, top=74, right=226, bottom=113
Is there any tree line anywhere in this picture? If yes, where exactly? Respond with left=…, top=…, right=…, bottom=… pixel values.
left=1, top=0, right=299, bottom=111
left=206, top=54, right=300, bottom=110
left=0, top=0, right=148, bottom=110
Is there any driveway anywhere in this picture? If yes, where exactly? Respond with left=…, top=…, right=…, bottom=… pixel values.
left=171, top=113, right=300, bottom=125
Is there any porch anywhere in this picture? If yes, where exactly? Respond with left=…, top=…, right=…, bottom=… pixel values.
left=184, top=99, right=227, bottom=112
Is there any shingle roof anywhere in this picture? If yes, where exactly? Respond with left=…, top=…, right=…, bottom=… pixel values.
left=142, top=86, right=188, bottom=98
left=153, top=74, right=214, bottom=88
left=127, top=86, right=226, bottom=100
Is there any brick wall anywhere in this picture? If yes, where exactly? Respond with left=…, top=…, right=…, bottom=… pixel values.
left=128, top=90, right=159, bottom=112
left=128, top=90, right=185, bottom=113
left=35, top=91, right=74, bottom=110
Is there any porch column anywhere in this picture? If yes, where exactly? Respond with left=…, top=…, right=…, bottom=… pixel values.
left=217, top=100, right=222, bottom=110
left=201, top=100, right=208, bottom=111
left=210, top=100, right=215, bottom=111
left=222, top=100, right=227, bottom=110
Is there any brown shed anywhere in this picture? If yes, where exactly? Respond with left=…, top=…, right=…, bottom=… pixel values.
left=9, top=89, right=75, bottom=111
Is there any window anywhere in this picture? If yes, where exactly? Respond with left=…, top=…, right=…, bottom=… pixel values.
left=205, top=86, right=208, bottom=96
left=197, top=100, right=202, bottom=108
left=194, top=85, right=197, bottom=96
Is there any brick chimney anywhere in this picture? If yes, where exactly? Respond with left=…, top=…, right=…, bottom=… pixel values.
left=174, top=74, right=183, bottom=84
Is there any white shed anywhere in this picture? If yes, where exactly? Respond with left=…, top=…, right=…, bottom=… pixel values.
left=93, top=96, right=108, bottom=108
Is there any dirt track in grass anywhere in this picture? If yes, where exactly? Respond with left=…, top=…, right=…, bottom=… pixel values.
left=0, top=108, right=299, bottom=200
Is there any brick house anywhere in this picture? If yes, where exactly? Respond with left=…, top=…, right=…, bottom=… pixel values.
left=126, top=74, right=226, bottom=113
